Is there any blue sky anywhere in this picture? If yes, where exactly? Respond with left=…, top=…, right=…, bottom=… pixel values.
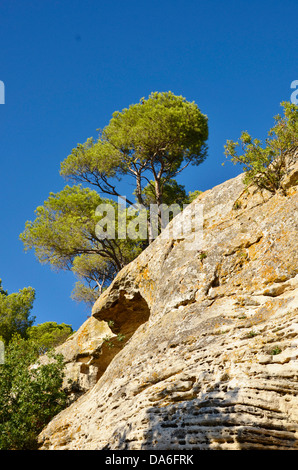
left=0, top=0, right=297, bottom=331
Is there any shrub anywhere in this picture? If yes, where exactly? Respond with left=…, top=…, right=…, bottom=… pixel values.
left=224, top=102, right=298, bottom=193
left=0, top=336, right=67, bottom=449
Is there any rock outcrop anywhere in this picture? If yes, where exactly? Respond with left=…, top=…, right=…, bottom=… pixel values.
left=39, top=152, right=298, bottom=450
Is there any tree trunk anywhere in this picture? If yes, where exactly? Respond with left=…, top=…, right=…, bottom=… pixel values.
left=154, top=178, right=164, bottom=230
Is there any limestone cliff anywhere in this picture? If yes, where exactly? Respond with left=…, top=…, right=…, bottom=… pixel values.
left=39, top=153, right=298, bottom=450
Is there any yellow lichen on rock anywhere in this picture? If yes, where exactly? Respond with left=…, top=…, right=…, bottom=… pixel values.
left=38, top=150, right=298, bottom=450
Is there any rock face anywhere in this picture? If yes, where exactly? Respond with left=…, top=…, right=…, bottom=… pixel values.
left=39, top=153, right=298, bottom=450
left=49, top=316, right=116, bottom=400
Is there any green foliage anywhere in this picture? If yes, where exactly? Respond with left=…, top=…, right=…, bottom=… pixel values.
left=247, top=330, right=258, bottom=338
left=60, top=137, right=125, bottom=194
left=139, top=178, right=190, bottom=208
left=233, top=200, right=242, bottom=210
left=0, top=279, right=71, bottom=449
left=61, top=91, right=208, bottom=209
left=224, top=102, right=298, bottom=192
left=188, top=189, right=203, bottom=202
left=271, top=346, right=282, bottom=355
left=0, top=281, right=35, bottom=345
left=103, top=332, right=126, bottom=349
left=27, top=321, right=73, bottom=354
left=117, top=333, right=125, bottom=342
left=20, top=185, right=142, bottom=304
left=71, top=281, right=101, bottom=306
left=20, top=185, right=104, bottom=270
left=21, top=92, right=208, bottom=304
left=0, top=280, right=8, bottom=296
left=0, top=335, right=67, bottom=450
left=70, top=254, right=116, bottom=305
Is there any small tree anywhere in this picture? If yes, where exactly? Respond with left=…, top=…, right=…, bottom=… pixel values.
left=71, top=254, right=117, bottom=305
left=22, top=92, right=208, bottom=304
left=20, top=185, right=143, bottom=304
left=27, top=321, right=73, bottom=353
left=0, top=335, right=67, bottom=450
left=61, top=91, right=208, bottom=218
left=224, top=102, right=298, bottom=192
left=0, top=280, right=35, bottom=345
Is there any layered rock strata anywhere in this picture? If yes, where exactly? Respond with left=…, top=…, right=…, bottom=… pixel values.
left=39, top=154, right=298, bottom=450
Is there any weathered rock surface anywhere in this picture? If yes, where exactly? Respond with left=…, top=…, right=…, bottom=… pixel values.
left=39, top=154, right=298, bottom=450
left=50, top=316, right=116, bottom=399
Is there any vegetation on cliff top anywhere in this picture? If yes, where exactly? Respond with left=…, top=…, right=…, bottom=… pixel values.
left=20, top=98, right=298, bottom=306
left=225, top=101, right=298, bottom=192
left=20, top=92, right=208, bottom=304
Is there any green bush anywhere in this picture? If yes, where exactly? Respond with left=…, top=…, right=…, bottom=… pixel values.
left=0, top=279, right=35, bottom=345
left=0, top=336, right=67, bottom=449
left=224, top=102, right=298, bottom=193
left=27, top=321, right=73, bottom=354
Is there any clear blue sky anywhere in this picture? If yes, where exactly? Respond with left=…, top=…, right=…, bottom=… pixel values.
left=0, top=0, right=297, bottom=331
